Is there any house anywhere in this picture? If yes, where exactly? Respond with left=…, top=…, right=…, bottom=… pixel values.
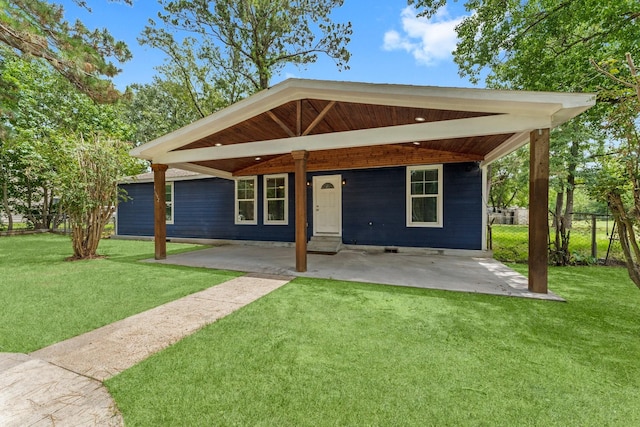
left=120, top=79, right=595, bottom=293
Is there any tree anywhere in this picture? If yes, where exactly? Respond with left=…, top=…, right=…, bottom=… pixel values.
left=589, top=54, right=640, bottom=288
left=410, top=0, right=639, bottom=92
left=410, top=0, right=638, bottom=266
left=488, top=148, right=529, bottom=211
left=142, top=0, right=352, bottom=94
left=0, top=0, right=132, bottom=102
left=547, top=121, right=604, bottom=264
left=0, top=53, right=138, bottom=236
left=124, top=80, right=203, bottom=145
left=57, top=134, right=141, bottom=259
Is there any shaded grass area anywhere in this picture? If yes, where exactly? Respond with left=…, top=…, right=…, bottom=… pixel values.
left=107, top=266, right=640, bottom=426
left=0, top=234, right=241, bottom=353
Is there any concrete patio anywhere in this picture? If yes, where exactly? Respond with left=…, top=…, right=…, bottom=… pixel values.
left=149, top=244, right=563, bottom=301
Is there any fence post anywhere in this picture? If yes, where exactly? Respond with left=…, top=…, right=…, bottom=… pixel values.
left=591, top=214, right=597, bottom=259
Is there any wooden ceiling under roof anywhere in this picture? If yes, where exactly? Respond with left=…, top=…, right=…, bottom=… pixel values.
left=173, top=99, right=510, bottom=176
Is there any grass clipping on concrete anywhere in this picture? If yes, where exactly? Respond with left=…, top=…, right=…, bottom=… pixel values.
left=0, top=234, right=241, bottom=353
left=107, top=266, right=640, bottom=426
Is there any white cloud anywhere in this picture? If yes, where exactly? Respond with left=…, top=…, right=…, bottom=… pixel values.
left=383, top=6, right=465, bottom=66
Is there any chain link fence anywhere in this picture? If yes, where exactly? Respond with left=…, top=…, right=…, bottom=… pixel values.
left=488, top=211, right=625, bottom=265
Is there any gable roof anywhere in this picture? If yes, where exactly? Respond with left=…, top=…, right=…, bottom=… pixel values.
left=131, top=78, right=595, bottom=178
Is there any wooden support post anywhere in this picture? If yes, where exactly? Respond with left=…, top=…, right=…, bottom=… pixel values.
left=152, top=163, right=168, bottom=260
left=292, top=150, right=308, bottom=272
left=528, top=129, right=549, bottom=293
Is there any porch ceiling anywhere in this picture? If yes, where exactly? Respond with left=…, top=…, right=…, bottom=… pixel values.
left=131, top=79, right=596, bottom=178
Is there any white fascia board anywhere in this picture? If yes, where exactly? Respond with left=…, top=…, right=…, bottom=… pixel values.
left=171, top=163, right=234, bottom=180
left=120, top=172, right=211, bottom=184
left=275, top=79, right=595, bottom=112
left=481, top=132, right=530, bottom=167
left=130, top=87, right=298, bottom=159
left=281, top=81, right=595, bottom=116
left=551, top=105, right=596, bottom=127
left=131, top=78, right=595, bottom=161
left=155, top=113, right=552, bottom=165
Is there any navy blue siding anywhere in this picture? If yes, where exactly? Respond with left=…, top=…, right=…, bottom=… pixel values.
left=117, top=163, right=482, bottom=249
left=333, top=164, right=482, bottom=249
left=118, top=177, right=296, bottom=241
left=117, top=183, right=154, bottom=236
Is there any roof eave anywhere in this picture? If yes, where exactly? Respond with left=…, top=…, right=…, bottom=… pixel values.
left=130, top=79, right=595, bottom=163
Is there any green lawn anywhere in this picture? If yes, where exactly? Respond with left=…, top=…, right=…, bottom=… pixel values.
left=107, top=266, right=640, bottom=426
left=0, top=234, right=241, bottom=353
left=491, top=222, right=624, bottom=263
left=3, top=234, right=639, bottom=425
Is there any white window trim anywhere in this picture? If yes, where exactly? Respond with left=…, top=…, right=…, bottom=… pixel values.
left=235, top=176, right=257, bottom=225
left=263, top=173, right=288, bottom=225
left=165, top=182, right=174, bottom=225
left=406, top=164, right=443, bottom=228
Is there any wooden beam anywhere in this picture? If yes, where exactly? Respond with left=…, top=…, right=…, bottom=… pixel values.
left=234, top=145, right=483, bottom=176
left=151, top=163, right=168, bottom=260
left=266, top=110, right=295, bottom=137
left=292, top=150, right=309, bottom=272
left=528, top=129, right=549, bottom=293
left=296, top=99, right=302, bottom=136
left=155, top=114, right=552, bottom=165
left=302, top=101, right=336, bottom=136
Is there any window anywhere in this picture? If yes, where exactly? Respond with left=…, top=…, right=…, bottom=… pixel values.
left=264, top=174, right=288, bottom=225
left=406, top=165, right=443, bottom=227
left=235, top=177, right=257, bottom=224
left=165, top=182, right=174, bottom=224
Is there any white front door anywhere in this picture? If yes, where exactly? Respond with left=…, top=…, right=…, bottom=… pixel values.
left=313, top=175, right=342, bottom=236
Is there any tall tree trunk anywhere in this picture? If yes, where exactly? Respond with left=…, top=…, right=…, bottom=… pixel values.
left=564, top=140, right=579, bottom=229
left=1, top=180, right=13, bottom=231
left=608, top=192, right=640, bottom=288
left=42, top=185, right=50, bottom=229
left=552, top=192, right=570, bottom=265
left=554, top=192, right=563, bottom=252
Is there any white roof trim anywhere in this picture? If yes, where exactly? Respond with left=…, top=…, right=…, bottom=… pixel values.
left=120, top=171, right=212, bottom=184
left=154, top=113, right=552, bottom=165
left=171, top=163, right=234, bottom=180
left=131, top=78, right=596, bottom=164
left=481, top=132, right=530, bottom=166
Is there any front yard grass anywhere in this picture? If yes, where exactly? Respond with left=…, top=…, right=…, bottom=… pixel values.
left=107, top=266, right=640, bottom=426
left=3, top=234, right=639, bottom=425
left=0, top=233, right=241, bottom=353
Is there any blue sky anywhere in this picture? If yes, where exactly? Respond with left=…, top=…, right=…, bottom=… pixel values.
left=59, top=0, right=479, bottom=90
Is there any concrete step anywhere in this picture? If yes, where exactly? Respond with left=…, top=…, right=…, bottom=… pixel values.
left=307, top=235, right=343, bottom=254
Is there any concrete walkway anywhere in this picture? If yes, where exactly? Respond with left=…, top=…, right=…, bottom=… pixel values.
left=0, top=274, right=291, bottom=427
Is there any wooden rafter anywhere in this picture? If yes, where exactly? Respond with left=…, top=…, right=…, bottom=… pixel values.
left=302, top=101, right=336, bottom=136
left=266, top=110, right=295, bottom=137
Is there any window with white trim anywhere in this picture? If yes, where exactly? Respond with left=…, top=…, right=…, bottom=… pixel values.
left=235, top=177, right=257, bottom=225
left=264, top=174, right=288, bottom=225
left=165, top=182, right=174, bottom=224
left=406, top=165, right=443, bottom=227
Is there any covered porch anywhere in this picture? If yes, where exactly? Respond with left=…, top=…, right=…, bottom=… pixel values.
left=131, top=79, right=595, bottom=295
left=145, top=242, right=563, bottom=301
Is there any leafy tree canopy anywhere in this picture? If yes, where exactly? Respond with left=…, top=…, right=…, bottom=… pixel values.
left=142, top=0, right=352, bottom=93
left=410, top=0, right=640, bottom=93
left=0, top=0, right=132, bottom=102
